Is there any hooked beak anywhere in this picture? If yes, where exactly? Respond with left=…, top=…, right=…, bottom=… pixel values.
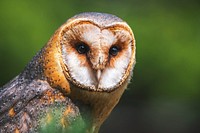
left=96, top=69, right=102, bottom=81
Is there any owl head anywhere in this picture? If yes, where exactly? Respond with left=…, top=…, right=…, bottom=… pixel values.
left=43, top=12, right=135, bottom=94
left=54, top=12, right=136, bottom=92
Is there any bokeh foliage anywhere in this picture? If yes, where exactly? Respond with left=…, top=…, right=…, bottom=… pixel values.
left=0, top=0, right=199, bottom=132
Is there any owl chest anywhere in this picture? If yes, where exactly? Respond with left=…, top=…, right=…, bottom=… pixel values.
left=69, top=83, right=127, bottom=130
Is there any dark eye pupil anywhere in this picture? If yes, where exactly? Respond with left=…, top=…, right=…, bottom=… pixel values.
left=109, top=46, right=119, bottom=56
left=76, top=43, right=89, bottom=54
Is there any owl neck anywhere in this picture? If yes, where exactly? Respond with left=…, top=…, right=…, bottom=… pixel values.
left=69, top=82, right=128, bottom=133
left=36, top=31, right=71, bottom=95
left=19, top=29, right=70, bottom=96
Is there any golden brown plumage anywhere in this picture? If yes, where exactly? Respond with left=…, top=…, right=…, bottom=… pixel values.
left=0, top=12, right=136, bottom=133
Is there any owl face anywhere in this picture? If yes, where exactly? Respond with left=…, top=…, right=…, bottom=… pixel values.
left=59, top=13, right=135, bottom=92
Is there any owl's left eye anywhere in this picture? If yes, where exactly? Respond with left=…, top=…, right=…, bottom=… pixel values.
left=75, top=42, right=89, bottom=54
left=109, top=45, right=120, bottom=56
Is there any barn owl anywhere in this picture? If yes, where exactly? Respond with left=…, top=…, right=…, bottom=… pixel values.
left=0, top=12, right=136, bottom=133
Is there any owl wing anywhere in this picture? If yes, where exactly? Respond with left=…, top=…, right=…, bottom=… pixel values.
left=0, top=76, right=86, bottom=133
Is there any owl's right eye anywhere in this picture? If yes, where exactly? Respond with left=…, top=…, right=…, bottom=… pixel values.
left=75, top=42, right=89, bottom=54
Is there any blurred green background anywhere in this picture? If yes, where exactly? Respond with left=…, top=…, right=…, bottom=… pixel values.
left=0, top=0, right=199, bottom=133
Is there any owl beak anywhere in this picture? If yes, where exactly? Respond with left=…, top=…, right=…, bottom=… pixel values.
left=96, top=69, right=102, bottom=81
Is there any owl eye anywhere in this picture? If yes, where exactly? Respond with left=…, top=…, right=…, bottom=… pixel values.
left=75, top=42, right=89, bottom=54
left=109, top=46, right=120, bottom=56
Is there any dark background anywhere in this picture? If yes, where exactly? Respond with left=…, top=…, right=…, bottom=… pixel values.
left=0, top=0, right=199, bottom=133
